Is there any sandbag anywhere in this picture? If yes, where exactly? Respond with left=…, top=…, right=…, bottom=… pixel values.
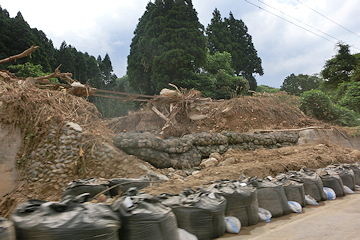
left=276, top=174, right=306, bottom=207
left=248, top=178, right=291, bottom=218
left=326, top=165, right=356, bottom=190
left=323, top=187, right=336, bottom=200
left=258, top=208, right=272, bottom=222
left=108, top=176, right=150, bottom=197
left=344, top=185, right=355, bottom=194
left=178, top=228, right=198, bottom=240
left=62, top=178, right=109, bottom=199
left=111, top=193, right=178, bottom=240
left=305, top=195, right=319, bottom=206
left=317, top=169, right=345, bottom=197
left=288, top=201, right=302, bottom=213
left=288, top=170, right=327, bottom=202
left=0, top=217, right=16, bottom=240
left=11, top=199, right=120, bottom=240
left=225, top=216, right=241, bottom=234
left=346, top=163, right=360, bottom=185
left=159, top=191, right=226, bottom=240
left=204, top=181, right=259, bottom=226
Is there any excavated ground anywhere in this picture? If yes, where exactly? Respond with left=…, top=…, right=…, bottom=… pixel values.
left=0, top=87, right=357, bottom=217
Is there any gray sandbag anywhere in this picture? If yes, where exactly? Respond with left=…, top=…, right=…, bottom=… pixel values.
left=248, top=178, right=291, bottom=218
left=111, top=192, right=178, bottom=240
left=11, top=199, right=120, bottom=240
left=276, top=174, right=306, bottom=207
left=204, top=181, right=259, bottom=226
left=288, top=169, right=327, bottom=202
left=108, top=176, right=151, bottom=197
left=62, top=178, right=109, bottom=199
left=0, top=217, right=16, bottom=240
left=158, top=190, right=226, bottom=240
left=316, top=169, right=346, bottom=197
left=345, top=163, right=360, bottom=185
left=326, top=165, right=355, bottom=190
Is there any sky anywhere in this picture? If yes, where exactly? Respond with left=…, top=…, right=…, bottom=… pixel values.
left=1, top=0, right=360, bottom=88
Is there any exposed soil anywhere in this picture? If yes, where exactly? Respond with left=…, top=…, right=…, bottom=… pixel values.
left=0, top=83, right=355, bottom=217
left=144, top=141, right=359, bottom=195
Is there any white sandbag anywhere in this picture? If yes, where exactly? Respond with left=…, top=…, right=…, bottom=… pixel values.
left=344, top=185, right=355, bottom=194
left=258, top=208, right=272, bottom=222
left=288, top=201, right=302, bottom=213
left=323, top=187, right=336, bottom=200
left=355, top=185, right=360, bottom=191
left=225, top=216, right=241, bottom=234
left=178, top=228, right=198, bottom=240
left=305, top=195, right=319, bottom=206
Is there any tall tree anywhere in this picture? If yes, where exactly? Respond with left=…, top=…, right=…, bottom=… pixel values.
left=321, top=43, right=357, bottom=89
left=206, top=9, right=263, bottom=90
left=280, top=73, right=320, bottom=96
left=127, top=0, right=206, bottom=95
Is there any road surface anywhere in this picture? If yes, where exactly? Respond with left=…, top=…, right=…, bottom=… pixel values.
left=219, top=192, right=360, bottom=240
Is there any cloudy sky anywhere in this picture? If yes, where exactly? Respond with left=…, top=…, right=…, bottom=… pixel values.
left=1, top=0, right=360, bottom=88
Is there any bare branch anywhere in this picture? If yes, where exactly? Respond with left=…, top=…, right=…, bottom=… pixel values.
left=0, top=46, right=40, bottom=64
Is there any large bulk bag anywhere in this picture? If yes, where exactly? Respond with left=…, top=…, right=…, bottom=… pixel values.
left=317, top=169, right=346, bottom=197
left=289, top=170, right=327, bottom=202
left=248, top=178, right=291, bottom=218
left=62, top=178, right=109, bottom=199
left=11, top=199, right=120, bottom=240
left=204, top=181, right=259, bottom=226
left=0, top=217, right=16, bottom=240
left=276, top=174, right=306, bottom=207
left=108, top=176, right=150, bottom=197
left=111, top=193, right=178, bottom=240
left=326, top=165, right=355, bottom=190
left=345, top=163, right=360, bottom=185
left=159, top=191, right=226, bottom=240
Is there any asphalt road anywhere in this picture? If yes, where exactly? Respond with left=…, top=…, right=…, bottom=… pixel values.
left=219, top=192, right=360, bottom=240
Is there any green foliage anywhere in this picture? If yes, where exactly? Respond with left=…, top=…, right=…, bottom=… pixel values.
left=127, top=0, right=206, bottom=95
left=321, top=43, right=358, bottom=89
left=300, top=90, right=332, bottom=120
left=329, top=104, right=360, bottom=127
left=280, top=73, right=320, bottom=96
left=256, top=85, right=280, bottom=93
left=8, top=62, right=45, bottom=78
left=206, top=9, right=263, bottom=90
left=338, top=82, right=360, bottom=113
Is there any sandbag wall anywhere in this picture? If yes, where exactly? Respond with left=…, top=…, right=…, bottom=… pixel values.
left=114, top=131, right=299, bottom=168
left=8, top=163, right=360, bottom=240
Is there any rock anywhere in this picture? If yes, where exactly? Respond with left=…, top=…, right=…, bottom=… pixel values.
left=66, top=122, right=82, bottom=132
left=209, top=152, right=221, bottom=161
left=200, top=157, right=218, bottom=168
left=54, top=185, right=59, bottom=190
left=189, top=114, right=209, bottom=120
left=219, top=157, right=236, bottom=166
left=192, top=170, right=201, bottom=176
left=100, top=172, right=106, bottom=178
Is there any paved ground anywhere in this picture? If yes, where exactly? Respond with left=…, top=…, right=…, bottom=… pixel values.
left=219, top=192, right=360, bottom=240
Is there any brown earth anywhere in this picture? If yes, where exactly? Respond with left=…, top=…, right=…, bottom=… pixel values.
left=0, top=82, right=355, bottom=217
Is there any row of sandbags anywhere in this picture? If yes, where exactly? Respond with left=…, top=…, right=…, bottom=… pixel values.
left=5, top=162, right=360, bottom=240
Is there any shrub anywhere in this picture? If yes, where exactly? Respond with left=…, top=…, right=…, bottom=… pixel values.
left=330, top=105, right=360, bottom=127
left=300, top=90, right=332, bottom=120
left=338, top=82, right=360, bottom=113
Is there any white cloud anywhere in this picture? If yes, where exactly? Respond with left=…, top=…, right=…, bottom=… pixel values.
left=1, top=0, right=359, bottom=87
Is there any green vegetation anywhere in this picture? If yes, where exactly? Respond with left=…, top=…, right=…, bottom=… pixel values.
left=280, top=73, right=320, bottom=96
left=205, top=8, right=263, bottom=90
left=256, top=85, right=280, bottom=94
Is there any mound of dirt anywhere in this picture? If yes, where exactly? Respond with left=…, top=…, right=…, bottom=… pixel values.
left=106, top=92, right=321, bottom=137
left=144, top=141, right=359, bottom=196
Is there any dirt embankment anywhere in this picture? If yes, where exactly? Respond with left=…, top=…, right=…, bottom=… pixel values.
left=145, top=141, right=359, bottom=196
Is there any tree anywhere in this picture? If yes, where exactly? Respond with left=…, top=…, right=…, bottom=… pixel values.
left=321, top=43, right=357, bottom=89
left=280, top=73, right=320, bottom=96
left=127, top=0, right=207, bottom=95
left=206, top=9, right=263, bottom=90
left=199, top=50, right=249, bottom=99
left=256, top=85, right=280, bottom=93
